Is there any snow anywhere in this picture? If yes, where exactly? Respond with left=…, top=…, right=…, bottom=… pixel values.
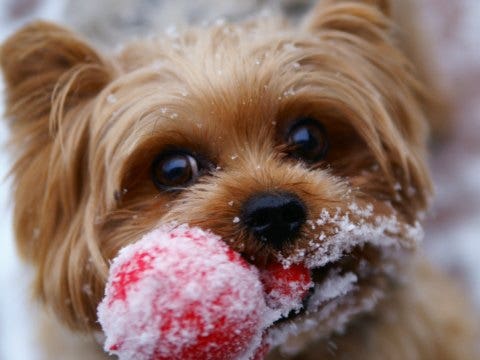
left=106, top=94, right=118, bottom=104
left=277, top=204, right=422, bottom=269
left=307, top=270, right=358, bottom=310
left=267, top=282, right=383, bottom=355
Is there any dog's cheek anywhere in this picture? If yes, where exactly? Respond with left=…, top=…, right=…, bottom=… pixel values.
left=33, top=216, right=104, bottom=330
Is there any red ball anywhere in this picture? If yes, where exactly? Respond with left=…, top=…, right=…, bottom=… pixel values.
left=98, top=225, right=269, bottom=360
left=260, top=262, right=313, bottom=315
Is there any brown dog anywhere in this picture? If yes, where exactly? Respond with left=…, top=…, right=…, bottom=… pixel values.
left=1, top=0, right=477, bottom=358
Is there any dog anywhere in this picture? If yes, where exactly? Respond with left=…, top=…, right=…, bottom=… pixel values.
left=1, top=0, right=478, bottom=358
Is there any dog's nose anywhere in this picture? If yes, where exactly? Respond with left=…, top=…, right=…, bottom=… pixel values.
left=241, top=192, right=307, bottom=249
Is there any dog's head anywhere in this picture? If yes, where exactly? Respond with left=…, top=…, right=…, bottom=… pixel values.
left=0, top=0, right=431, bottom=351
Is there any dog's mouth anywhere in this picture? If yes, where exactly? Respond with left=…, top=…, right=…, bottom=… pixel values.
left=264, top=207, right=423, bottom=347
left=271, top=243, right=384, bottom=326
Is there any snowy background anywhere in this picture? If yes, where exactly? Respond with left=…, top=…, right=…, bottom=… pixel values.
left=0, top=0, right=479, bottom=359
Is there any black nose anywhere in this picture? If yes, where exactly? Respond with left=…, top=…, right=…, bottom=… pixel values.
left=241, top=192, right=307, bottom=249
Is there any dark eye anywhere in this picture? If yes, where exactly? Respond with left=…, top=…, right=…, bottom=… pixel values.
left=151, top=151, right=200, bottom=190
left=286, top=118, right=329, bottom=162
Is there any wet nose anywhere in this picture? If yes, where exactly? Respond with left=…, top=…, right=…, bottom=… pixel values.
left=241, top=192, right=307, bottom=249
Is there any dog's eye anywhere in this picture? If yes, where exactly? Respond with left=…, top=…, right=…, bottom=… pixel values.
left=286, top=118, right=329, bottom=162
left=151, top=151, right=200, bottom=190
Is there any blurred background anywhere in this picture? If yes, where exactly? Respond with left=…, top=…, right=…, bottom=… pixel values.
left=1, top=0, right=479, bottom=358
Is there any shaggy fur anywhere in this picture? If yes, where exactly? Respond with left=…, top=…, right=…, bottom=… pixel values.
left=0, top=0, right=477, bottom=358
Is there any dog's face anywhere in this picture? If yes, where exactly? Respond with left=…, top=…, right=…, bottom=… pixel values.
left=1, top=0, right=431, bottom=351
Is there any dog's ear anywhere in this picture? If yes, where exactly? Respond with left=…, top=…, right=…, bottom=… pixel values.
left=1, top=21, right=113, bottom=135
left=303, top=0, right=433, bottom=215
left=304, top=0, right=392, bottom=40
left=1, top=22, right=115, bottom=330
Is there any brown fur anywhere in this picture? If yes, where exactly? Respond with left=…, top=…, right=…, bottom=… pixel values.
left=0, top=0, right=477, bottom=358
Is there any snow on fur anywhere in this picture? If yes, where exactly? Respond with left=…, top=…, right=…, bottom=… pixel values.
left=277, top=203, right=423, bottom=269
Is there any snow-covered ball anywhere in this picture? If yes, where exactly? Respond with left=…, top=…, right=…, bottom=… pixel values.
left=97, top=225, right=269, bottom=360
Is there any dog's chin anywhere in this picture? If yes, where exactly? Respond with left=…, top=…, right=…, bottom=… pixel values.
left=266, top=243, right=404, bottom=353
